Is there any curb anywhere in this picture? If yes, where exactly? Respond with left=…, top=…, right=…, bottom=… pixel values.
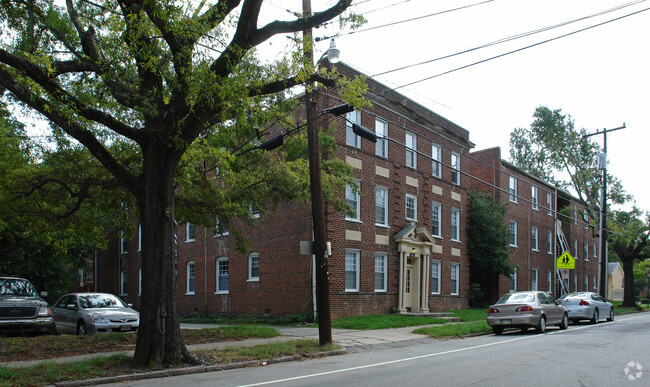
left=53, top=349, right=348, bottom=386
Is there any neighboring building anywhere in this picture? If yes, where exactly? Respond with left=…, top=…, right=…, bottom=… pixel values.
left=608, top=262, right=624, bottom=301
left=97, top=63, right=474, bottom=318
left=468, top=147, right=601, bottom=303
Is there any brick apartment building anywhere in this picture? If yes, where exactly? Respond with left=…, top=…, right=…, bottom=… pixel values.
left=96, top=62, right=474, bottom=318
left=469, top=147, right=601, bottom=304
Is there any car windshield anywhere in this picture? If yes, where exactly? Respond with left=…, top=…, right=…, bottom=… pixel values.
left=559, top=292, right=588, bottom=300
left=79, top=295, right=127, bottom=309
left=497, top=293, right=535, bottom=304
left=0, top=278, right=38, bottom=297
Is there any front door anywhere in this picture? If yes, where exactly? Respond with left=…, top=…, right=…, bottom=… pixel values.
left=404, top=264, right=413, bottom=310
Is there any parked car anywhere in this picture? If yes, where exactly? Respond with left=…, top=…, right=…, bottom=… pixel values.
left=487, top=291, right=568, bottom=335
left=52, top=293, right=139, bottom=335
left=558, top=292, right=614, bottom=324
left=0, top=276, right=57, bottom=335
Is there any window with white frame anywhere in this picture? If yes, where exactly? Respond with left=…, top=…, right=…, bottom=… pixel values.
left=138, top=267, right=142, bottom=296
left=375, top=186, right=388, bottom=227
left=509, top=220, right=518, bottom=247
left=531, top=226, right=539, bottom=251
left=120, top=270, right=128, bottom=295
left=248, top=253, right=259, bottom=281
left=250, top=204, right=260, bottom=219
left=431, top=143, right=441, bottom=178
left=431, top=202, right=442, bottom=237
left=573, top=206, right=577, bottom=225
left=594, top=275, right=597, bottom=290
left=451, top=208, right=460, bottom=241
left=216, top=257, right=229, bottom=294
left=531, top=269, right=538, bottom=291
left=346, top=110, right=361, bottom=148
left=531, top=186, right=539, bottom=210
left=345, top=250, right=360, bottom=291
left=547, top=270, right=552, bottom=292
left=405, top=132, right=417, bottom=169
left=406, top=194, right=417, bottom=221
left=215, top=218, right=229, bottom=236
left=451, top=152, right=460, bottom=185
left=584, top=212, right=589, bottom=229
left=186, top=222, right=195, bottom=242
left=120, top=231, right=128, bottom=254
left=509, top=176, right=518, bottom=202
left=510, top=269, right=517, bottom=291
left=584, top=274, right=589, bottom=291
left=138, top=224, right=142, bottom=251
left=574, top=273, right=578, bottom=292
left=593, top=244, right=597, bottom=259
left=584, top=242, right=589, bottom=261
left=450, top=263, right=459, bottom=295
left=547, top=230, right=553, bottom=254
left=574, top=239, right=578, bottom=259
left=431, top=260, right=441, bottom=294
left=547, top=192, right=553, bottom=215
left=375, top=253, right=387, bottom=292
left=375, top=118, right=388, bottom=158
left=186, top=261, right=195, bottom=294
left=346, top=181, right=361, bottom=222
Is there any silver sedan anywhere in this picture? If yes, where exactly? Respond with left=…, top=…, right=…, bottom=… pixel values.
left=487, top=291, right=568, bottom=335
left=52, top=293, right=139, bottom=335
left=558, top=292, right=614, bottom=324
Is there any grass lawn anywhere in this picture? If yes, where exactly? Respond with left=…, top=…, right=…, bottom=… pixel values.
left=331, top=314, right=448, bottom=330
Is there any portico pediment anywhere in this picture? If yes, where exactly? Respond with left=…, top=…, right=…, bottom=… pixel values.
left=395, top=224, right=436, bottom=254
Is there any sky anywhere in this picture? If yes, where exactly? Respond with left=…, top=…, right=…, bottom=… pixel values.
left=260, top=0, right=650, bottom=213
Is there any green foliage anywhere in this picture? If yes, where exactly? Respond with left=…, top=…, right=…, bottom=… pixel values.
left=467, top=190, right=513, bottom=305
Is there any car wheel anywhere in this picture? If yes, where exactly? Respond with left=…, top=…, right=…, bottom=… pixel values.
left=536, top=316, right=547, bottom=333
left=560, top=313, right=568, bottom=330
left=607, top=307, right=614, bottom=322
left=77, top=321, right=87, bottom=335
left=492, top=326, right=503, bottom=335
left=590, top=309, right=599, bottom=324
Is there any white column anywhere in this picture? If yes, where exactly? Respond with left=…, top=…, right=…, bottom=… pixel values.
left=398, top=250, right=406, bottom=313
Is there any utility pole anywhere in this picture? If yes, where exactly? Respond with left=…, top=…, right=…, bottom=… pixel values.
left=584, top=123, right=625, bottom=298
left=303, top=0, right=332, bottom=345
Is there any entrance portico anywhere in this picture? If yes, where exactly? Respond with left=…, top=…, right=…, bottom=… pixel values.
left=395, top=225, right=436, bottom=314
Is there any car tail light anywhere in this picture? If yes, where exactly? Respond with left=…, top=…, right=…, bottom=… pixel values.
left=515, top=306, right=533, bottom=312
left=488, top=308, right=499, bottom=313
left=579, top=300, right=590, bottom=306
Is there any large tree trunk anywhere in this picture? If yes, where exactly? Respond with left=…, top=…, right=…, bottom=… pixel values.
left=133, top=145, right=193, bottom=368
left=621, top=256, right=637, bottom=307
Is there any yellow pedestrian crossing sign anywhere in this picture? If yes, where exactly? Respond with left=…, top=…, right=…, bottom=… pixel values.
left=557, top=251, right=575, bottom=269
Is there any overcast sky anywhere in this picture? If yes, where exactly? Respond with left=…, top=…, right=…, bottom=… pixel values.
left=263, top=0, right=650, bottom=213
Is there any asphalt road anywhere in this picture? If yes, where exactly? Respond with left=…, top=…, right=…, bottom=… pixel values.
left=101, top=313, right=650, bottom=386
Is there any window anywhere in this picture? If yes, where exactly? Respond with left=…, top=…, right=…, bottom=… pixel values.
left=406, top=194, right=417, bottom=221
left=375, top=187, right=388, bottom=227
left=574, top=273, right=578, bottom=292
left=345, top=250, right=360, bottom=291
left=584, top=274, right=589, bottom=291
left=186, top=261, right=195, bottom=295
left=531, top=269, right=538, bottom=291
left=186, top=222, right=195, bottom=242
left=584, top=212, right=589, bottom=229
left=594, top=244, right=597, bottom=259
left=510, top=269, right=517, bottom=291
left=216, top=257, right=229, bottom=294
left=215, top=218, right=229, bottom=236
left=248, top=253, right=259, bottom=281
left=584, top=242, right=589, bottom=262
left=431, top=261, right=441, bottom=294
left=375, top=253, right=387, bottom=292
left=531, top=226, right=538, bottom=251
left=405, top=132, right=417, bottom=169
left=431, top=143, right=441, bottom=178
left=346, top=110, right=361, bottom=148
left=120, top=270, right=128, bottom=295
left=250, top=204, right=260, bottom=219
left=451, top=152, right=460, bottom=185
left=547, top=270, right=552, bottom=292
left=574, top=239, right=578, bottom=259
left=451, top=208, right=460, bottom=241
left=531, top=186, right=539, bottom=210
left=509, top=220, right=518, bottom=247
left=431, top=202, right=442, bottom=238
left=509, top=176, right=518, bottom=202
left=547, top=230, right=553, bottom=254
left=375, top=118, right=388, bottom=158
left=547, top=192, right=553, bottom=215
left=346, top=182, right=361, bottom=222
left=594, top=275, right=597, bottom=290
left=138, top=224, right=142, bottom=251
left=450, top=263, right=459, bottom=295
left=138, top=268, right=142, bottom=296
left=573, top=206, right=578, bottom=225
left=120, top=231, right=128, bottom=254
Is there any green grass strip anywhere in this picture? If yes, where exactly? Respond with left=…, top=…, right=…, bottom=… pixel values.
left=331, top=315, right=447, bottom=330
left=413, top=321, right=491, bottom=338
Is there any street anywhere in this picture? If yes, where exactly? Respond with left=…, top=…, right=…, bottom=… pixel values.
left=102, top=313, right=650, bottom=386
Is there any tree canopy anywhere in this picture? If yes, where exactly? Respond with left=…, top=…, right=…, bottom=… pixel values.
left=0, top=0, right=361, bottom=367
